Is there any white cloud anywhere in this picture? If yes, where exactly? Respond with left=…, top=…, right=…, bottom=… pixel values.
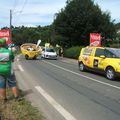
left=15, top=24, right=37, bottom=28
left=0, top=0, right=66, bottom=28
left=0, top=0, right=120, bottom=28
left=12, top=1, right=66, bottom=27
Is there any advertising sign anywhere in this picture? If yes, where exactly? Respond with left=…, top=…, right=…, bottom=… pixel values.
left=0, top=29, right=11, bottom=44
left=90, top=33, right=101, bottom=47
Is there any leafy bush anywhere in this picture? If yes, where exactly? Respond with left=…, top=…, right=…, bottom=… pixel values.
left=64, top=46, right=84, bottom=59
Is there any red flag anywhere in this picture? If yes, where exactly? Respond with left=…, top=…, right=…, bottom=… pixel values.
left=0, top=29, right=11, bottom=44
left=90, top=33, right=101, bottom=47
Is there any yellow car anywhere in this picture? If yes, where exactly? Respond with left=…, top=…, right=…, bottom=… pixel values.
left=78, top=46, right=120, bottom=80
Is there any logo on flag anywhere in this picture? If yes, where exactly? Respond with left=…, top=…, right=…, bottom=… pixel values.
left=90, top=33, right=101, bottom=47
left=0, top=30, right=11, bottom=44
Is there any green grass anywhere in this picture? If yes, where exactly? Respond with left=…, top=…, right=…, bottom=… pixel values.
left=0, top=88, right=45, bottom=120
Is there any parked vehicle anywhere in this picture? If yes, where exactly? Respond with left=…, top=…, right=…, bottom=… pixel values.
left=21, top=43, right=42, bottom=60
left=78, top=46, right=120, bottom=80
left=41, top=47, right=57, bottom=59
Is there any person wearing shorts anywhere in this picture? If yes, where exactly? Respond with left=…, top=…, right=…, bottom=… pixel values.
left=0, top=38, right=21, bottom=102
left=0, top=75, right=17, bottom=90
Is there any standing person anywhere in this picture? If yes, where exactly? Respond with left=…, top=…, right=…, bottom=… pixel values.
left=0, top=38, right=21, bottom=102
left=60, top=47, right=64, bottom=57
left=59, top=47, right=64, bottom=57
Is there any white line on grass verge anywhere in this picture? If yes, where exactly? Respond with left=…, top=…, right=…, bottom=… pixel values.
left=18, top=65, right=24, bottom=72
left=35, top=86, right=77, bottom=120
left=43, top=60, right=120, bottom=90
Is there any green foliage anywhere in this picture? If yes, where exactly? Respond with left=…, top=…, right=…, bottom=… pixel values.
left=115, top=22, right=120, bottom=30
left=1, top=0, right=118, bottom=52
left=110, top=22, right=120, bottom=48
left=53, top=0, right=116, bottom=47
left=64, top=46, right=83, bottom=59
left=11, top=25, right=53, bottom=46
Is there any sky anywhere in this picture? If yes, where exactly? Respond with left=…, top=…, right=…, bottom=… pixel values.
left=0, top=0, right=120, bottom=28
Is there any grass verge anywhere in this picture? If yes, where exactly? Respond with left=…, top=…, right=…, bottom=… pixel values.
left=0, top=88, right=45, bottom=120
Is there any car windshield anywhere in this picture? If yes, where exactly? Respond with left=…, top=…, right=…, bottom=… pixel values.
left=106, top=48, right=120, bottom=58
left=46, top=48, right=55, bottom=52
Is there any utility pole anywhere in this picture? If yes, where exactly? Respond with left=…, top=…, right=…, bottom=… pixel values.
left=10, top=9, right=12, bottom=43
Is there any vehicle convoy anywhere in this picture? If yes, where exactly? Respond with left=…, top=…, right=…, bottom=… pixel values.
left=21, top=43, right=42, bottom=60
left=78, top=46, right=120, bottom=80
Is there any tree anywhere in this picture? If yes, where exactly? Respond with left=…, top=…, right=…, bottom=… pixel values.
left=10, top=25, right=53, bottom=46
left=53, top=0, right=116, bottom=47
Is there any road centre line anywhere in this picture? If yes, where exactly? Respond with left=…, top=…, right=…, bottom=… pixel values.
left=43, top=60, right=120, bottom=90
left=18, top=65, right=24, bottom=71
left=35, top=86, right=77, bottom=120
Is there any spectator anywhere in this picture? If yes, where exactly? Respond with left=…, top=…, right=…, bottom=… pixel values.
left=0, top=38, right=22, bottom=102
left=59, top=47, right=63, bottom=57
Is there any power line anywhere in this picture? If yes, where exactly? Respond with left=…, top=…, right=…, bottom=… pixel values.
left=13, top=0, right=28, bottom=26
left=12, top=0, right=19, bottom=12
left=20, top=0, right=28, bottom=12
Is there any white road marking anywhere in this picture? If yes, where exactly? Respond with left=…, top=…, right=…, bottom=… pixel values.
left=35, top=86, right=77, bottom=120
left=44, top=60, right=120, bottom=90
left=18, top=65, right=24, bottom=71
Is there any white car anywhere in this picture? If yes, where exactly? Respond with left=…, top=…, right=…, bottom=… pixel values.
left=41, top=47, right=57, bottom=59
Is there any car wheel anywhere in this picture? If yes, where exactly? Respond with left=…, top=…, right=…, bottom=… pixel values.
left=106, top=67, right=115, bottom=80
left=25, top=55, right=29, bottom=60
left=79, top=62, right=85, bottom=71
left=33, top=55, right=36, bottom=60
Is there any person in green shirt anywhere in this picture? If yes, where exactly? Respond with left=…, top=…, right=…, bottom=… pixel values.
left=0, top=38, right=21, bottom=102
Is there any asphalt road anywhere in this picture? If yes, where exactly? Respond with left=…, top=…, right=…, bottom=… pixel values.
left=13, top=55, right=120, bottom=120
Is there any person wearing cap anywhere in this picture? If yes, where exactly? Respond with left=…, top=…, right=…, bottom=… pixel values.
left=0, top=38, right=21, bottom=102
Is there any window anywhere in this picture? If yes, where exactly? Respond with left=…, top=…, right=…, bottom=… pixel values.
left=46, top=48, right=55, bottom=52
left=83, top=48, right=92, bottom=56
left=95, top=48, right=105, bottom=57
left=105, top=49, right=116, bottom=58
left=105, top=48, right=120, bottom=58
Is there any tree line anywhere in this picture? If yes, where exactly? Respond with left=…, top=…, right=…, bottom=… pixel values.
left=2, top=0, right=119, bottom=48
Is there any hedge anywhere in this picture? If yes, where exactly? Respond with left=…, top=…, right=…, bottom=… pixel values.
left=64, top=46, right=84, bottom=59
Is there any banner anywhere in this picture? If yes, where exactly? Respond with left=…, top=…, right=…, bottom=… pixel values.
left=90, top=33, right=101, bottom=47
left=0, top=29, right=11, bottom=44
